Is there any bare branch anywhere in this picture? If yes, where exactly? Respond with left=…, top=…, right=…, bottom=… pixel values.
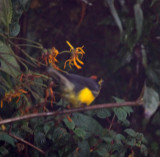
left=0, top=100, right=142, bottom=125
left=9, top=133, right=45, bottom=155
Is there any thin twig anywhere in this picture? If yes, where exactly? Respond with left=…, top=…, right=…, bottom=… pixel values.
left=108, top=114, right=116, bottom=130
left=91, top=113, right=116, bottom=152
left=8, top=133, right=45, bottom=155
left=0, top=101, right=142, bottom=125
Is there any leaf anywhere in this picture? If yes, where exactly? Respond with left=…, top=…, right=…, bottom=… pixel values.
left=150, top=0, right=158, bottom=7
left=21, top=123, right=33, bottom=134
left=34, top=132, right=46, bottom=147
left=44, top=121, right=54, bottom=135
left=72, top=113, right=103, bottom=138
left=78, top=140, right=90, bottom=157
left=63, top=117, right=75, bottom=130
left=143, top=86, right=159, bottom=118
left=126, top=138, right=136, bottom=146
left=140, top=144, right=148, bottom=156
left=146, top=66, right=160, bottom=85
left=106, top=0, right=123, bottom=34
left=124, top=128, right=136, bottom=137
left=95, top=144, right=108, bottom=156
left=0, top=132, right=15, bottom=146
left=121, top=119, right=130, bottom=127
left=0, top=146, right=8, bottom=155
left=19, top=0, right=30, bottom=10
left=96, top=109, right=111, bottom=119
left=113, top=97, right=133, bottom=117
left=115, top=134, right=125, bottom=145
left=102, top=136, right=113, bottom=143
left=122, top=106, right=133, bottom=116
left=0, top=41, right=20, bottom=77
left=51, top=127, right=69, bottom=145
left=0, top=0, right=13, bottom=29
left=134, top=3, right=143, bottom=40
left=74, top=128, right=86, bottom=139
left=115, top=134, right=125, bottom=141
left=9, top=23, right=20, bottom=36
left=113, top=108, right=127, bottom=121
left=102, top=130, right=115, bottom=143
left=112, top=96, right=125, bottom=103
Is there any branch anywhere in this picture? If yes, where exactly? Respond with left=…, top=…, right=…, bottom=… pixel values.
left=0, top=100, right=142, bottom=125
left=9, top=133, right=45, bottom=155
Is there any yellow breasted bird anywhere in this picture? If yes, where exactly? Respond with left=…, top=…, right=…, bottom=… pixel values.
left=47, top=67, right=103, bottom=108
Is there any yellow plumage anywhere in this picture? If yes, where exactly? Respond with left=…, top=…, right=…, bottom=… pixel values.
left=77, top=87, right=95, bottom=106
left=47, top=68, right=102, bottom=107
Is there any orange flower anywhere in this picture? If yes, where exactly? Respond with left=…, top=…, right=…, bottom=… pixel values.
left=45, top=81, right=56, bottom=107
left=48, top=47, right=59, bottom=64
left=64, top=41, right=85, bottom=69
left=42, top=47, right=61, bottom=71
left=1, top=88, right=27, bottom=108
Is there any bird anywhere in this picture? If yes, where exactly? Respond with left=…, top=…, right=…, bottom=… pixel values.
left=46, top=67, right=103, bottom=108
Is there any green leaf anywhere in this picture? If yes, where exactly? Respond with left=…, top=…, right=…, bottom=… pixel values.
left=19, top=0, right=30, bottom=10
left=9, top=23, right=20, bottom=36
left=126, top=138, right=136, bottom=146
left=113, top=108, right=127, bottom=121
left=112, top=96, right=125, bottom=103
left=143, top=86, right=159, bottom=118
left=115, top=134, right=125, bottom=141
left=0, top=132, right=15, bottom=146
left=96, top=109, right=111, bottom=119
left=51, top=127, right=69, bottom=145
left=72, top=113, right=103, bottom=138
left=112, top=97, right=133, bottom=116
left=95, top=144, right=108, bottom=156
left=140, top=144, right=148, bottom=156
left=134, top=3, right=143, bottom=40
left=124, top=128, right=136, bottom=137
left=21, top=123, right=33, bottom=134
left=106, top=0, right=123, bottom=34
left=150, top=0, right=158, bottom=7
left=34, top=132, right=46, bottom=147
left=0, top=146, right=9, bottom=155
left=0, top=0, right=13, bottom=29
left=78, top=140, right=90, bottom=157
left=74, top=128, right=86, bottom=139
left=122, top=106, right=133, bottom=116
left=121, top=119, right=130, bottom=127
left=63, top=117, right=75, bottom=130
left=146, top=66, right=160, bottom=85
left=102, top=136, right=113, bottom=143
left=102, top=130, right=115, bottom=143
left=0, top=41, right=20, bottom=77
left=44, top=121, right=54, bottom=135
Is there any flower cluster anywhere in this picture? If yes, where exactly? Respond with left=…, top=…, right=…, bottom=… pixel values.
left=64, top=41, right=85, bottom=69
left=41, top=47, right=61, bottom=71
left=41, top=41, right=85, bottom=70
left=1, top=88, right=27, bottom=108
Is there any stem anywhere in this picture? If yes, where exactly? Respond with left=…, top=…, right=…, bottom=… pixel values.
left=9, top=36, right=43, bottom=48
left=0, top=75, right=11, bottom=89
left=17, top=44, right=43, bottom=49
left=8, top=40, right=38, bottom=65
left=108, top=114, right=116, bottom=130
left=8, top=133, right=45, bottom=155
left=59, top=50, right=70, bottom=54
left=0, top=101, right=142, bottom=125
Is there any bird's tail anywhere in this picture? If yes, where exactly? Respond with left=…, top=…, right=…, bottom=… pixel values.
left=46, top=67, right=74, bottom=91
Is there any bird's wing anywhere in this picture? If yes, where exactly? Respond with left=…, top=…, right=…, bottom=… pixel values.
left=47, top=67, right=74, bottom=92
